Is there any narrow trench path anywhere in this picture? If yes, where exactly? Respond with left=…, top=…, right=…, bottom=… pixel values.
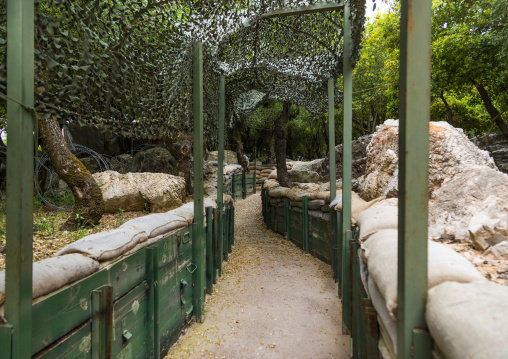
left=166, top=193, right=349, bottom=359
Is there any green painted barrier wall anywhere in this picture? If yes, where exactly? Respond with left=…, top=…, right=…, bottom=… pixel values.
left=0, top=206, right=234, bottom=359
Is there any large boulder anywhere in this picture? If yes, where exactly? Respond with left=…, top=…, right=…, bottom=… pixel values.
left=428, top=166, right=508, bottom=243
left=359, top=120, right=496, bottom=200
left=207, top=150, right=239, bottom=165
left=288, top=169, right=320, bottom=183
left=93, top=171, right=186, bottom=213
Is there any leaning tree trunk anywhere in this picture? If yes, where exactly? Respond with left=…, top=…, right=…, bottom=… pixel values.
left=440, top=90, right=454, bottom=126
left=266, top=131, right=276, bottom=164
left=472, top=80, right=508, bottom=140
left=275, top=102, right=292, bottom=188
left=38, top=117, right=104, bottom=230
left=234, top=124, right=250, bottom=173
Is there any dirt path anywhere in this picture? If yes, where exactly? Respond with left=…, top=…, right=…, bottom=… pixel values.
left=166, top=193, right=349, bottom=359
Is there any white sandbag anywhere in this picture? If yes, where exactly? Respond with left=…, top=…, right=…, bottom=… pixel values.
left=168, top=202, right=195, bottom=224
left=363, top=233, right=486, bottom=320
left=204, top=197, right=218, bottom=209
left=356, top=205, right=398, bottom=240
left=0, top=254, right=100, bottom=305
left=368, top=276, right=398, bottom=357
left=335, top=195, right=385, bottom=225
left=308, top=210, right=323, bottom=220
left=120, top=213, right=187, bottom=239
left=269, top=187, right=286, bottom=198
left=268, top=169, right=278, bottom=179
left=427, top=281, right=508, bottom=359
left=57, top=228, right=146, bottom=261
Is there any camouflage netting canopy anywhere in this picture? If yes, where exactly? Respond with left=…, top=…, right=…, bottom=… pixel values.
left=0, top=0, right=366, bottom=141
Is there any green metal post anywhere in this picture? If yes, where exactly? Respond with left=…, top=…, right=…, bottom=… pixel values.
left=284, top=198, right=290, bottom=240
left=147, top=247, right=160, bottom=359
left=303, top=196, right=309, bottom=253
left=342, top=230, right=352, bottom=334
left=91, top=286, right=113, bottom=359
left=0, top=325, right=12, bottom=359
left=341, top=0, right=353, bottom=312
left=230, top=204, right=235, bottom=250
left=4, top=1, right=34, bottom=358
left=398, top=0, right=431, bottom=358
left=206, top=207, right=213, bottom=295
left=192, top=41, right=205, bottom=323
left=212, top=208, right=219, bottom=281
left=217, top=75, right=225, bottom=276
left=328, top=77, right=336, bottom=202
left=224, top=203, right=229, bottom=261
left=242, top=170, right=246, bottom=199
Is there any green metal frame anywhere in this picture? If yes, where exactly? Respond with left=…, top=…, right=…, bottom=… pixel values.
left=397, top=0, right=432, bottom=357
left=192, top=41, right=205, bottom=323
left=4, top=1, right=35, bottom=358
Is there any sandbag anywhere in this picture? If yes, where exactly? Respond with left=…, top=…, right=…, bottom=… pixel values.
left=169, top=202, right=195, bottom=224
left=363, top=233, right=486, bottom=320
left=335, top=195, right=385, bottom=224
left=0, top=254, right=99, bottom=305
left=308, top=200, right=325, bottom=210
left=356, top=205, right=398, bottom=240
left=57, top=227, right=146, bottom=261
left=120, top=213, right=187, bottom=239
left=308, top=210, right=323, bottom=220
left=269, top=187, right=286, bottom=198
left=268, top=169, right=278, bottom=179
left=427, top=281, right=508, bottom=359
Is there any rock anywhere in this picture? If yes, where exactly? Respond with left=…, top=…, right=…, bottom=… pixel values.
left=468, top=196, right=508, bottom=250
left=360, top=120, right=496, bottom=200
left=485, top=241, right=508, bottom=259
left=93, top=171, right=186, bottom=213
left=428, top=166, right=508, bottom=241
left=287, top=169, right=320, bottom=183
left=208, top=150, right=239, bottom=165
left=131, top=147, right=175, bottom=174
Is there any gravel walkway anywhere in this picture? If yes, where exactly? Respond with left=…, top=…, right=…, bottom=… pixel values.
left=166, top=193, right=349, bottom=359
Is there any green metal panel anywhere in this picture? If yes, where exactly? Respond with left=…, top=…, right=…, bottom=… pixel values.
left=192, top=41, right=205, bottom=323
left=302, top=197, right=309, bottom=254
left=35, top=322, right=91, bottom=359
left=0, top=325, right=12, bottom=359
left=111, top=282, right=150, bottom=359
left=231, top=205, right=235, bottom=249
left=242, top=170, right=246, bottom=199
left=352, top=240, right=361, bottom=359
left=206, top=207, right=213, bottom=295
left=5, top=1, right=35, bottom=357
left=328, top=77, right=336, bottom=203
left=397, top=0, right=431, bottom=358
left=337, top=212, right=343, bottom=298
left=284, top=198, right=290, bottom=241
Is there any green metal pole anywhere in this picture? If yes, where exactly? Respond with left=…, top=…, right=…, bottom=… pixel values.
left=284, top=198, right=290, bottom=241
left=5, top=1, right=34, bottom=357
left=218, top=75, right=225, bottom=276
left=341, top=0, right=353, bottom=307
left=328, top=77, right=336, bottom=202
left=397, top=0, right=432, bottom=357
left=205, top=207, right=213, bottom=295
left=192, top=40, right=205, bottom=323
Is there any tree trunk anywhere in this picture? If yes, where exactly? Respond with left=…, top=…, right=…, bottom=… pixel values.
left=275, top=103, right=293, bottom=188
left=38, top=117, right=104, bottom=230
left=267, top=131, right=276, bottom=164
left=472, top=80, right=508, bottom=140
left=165, top=133, right=193, bottom=196
left=440, top=90, right=454, bottom=126
left=321, top=117, right=329, bottom=155
left=234, top=124, right=249, bottom=173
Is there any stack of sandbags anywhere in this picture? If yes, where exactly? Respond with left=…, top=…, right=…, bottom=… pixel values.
left=254, top=166, right=276, bottom=182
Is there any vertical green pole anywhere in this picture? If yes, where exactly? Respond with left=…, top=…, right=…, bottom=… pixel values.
left=147, top=247, right=159, bottom=359
left=341, top=0, right=353, bottom=310
left=5, top=1, right=34, bottom=358
left=217, top=75, right=225, bottom=277
left=192, top=40, right=205, bottom=323
left=328, top=77, right=336, bottom=202
left=398, top=0, right=431, bottom=357
left=224, top=203, right=229, bottom=261
left=205, top=207, right=213, bottom=295
left=302, top=196, right=309, bottom=254
left=337, top=212, right=343, bottom=298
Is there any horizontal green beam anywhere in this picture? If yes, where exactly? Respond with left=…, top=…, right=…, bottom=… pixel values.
left=258, top=1, right=344, bottom=20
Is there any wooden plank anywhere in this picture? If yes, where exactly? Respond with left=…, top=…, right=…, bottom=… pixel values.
left=258, top=1, right=344, bottom=20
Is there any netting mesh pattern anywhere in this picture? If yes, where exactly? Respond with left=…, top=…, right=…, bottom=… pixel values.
left=0, top=0, right=365, bottom=140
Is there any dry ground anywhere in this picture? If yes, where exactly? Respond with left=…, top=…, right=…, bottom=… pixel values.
left=166, top=193, right=349, bottom=359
